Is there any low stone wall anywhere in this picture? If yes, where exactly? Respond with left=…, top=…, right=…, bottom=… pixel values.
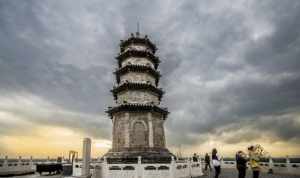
left=0, top=157, right=35, bottom=176
left=72, top=157, right=203, bottom=178
left=0, top=156, right=66, bottom=176
left=219, top=157, right=300, bottom=176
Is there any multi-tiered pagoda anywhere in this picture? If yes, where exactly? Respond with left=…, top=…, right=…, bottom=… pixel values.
left=105, top=32, right=173, bottom=163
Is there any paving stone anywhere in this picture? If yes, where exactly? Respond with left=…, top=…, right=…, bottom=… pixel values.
left=199, top=168, right=300, bottom=178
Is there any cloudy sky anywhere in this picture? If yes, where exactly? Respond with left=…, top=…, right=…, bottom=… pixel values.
left=0, top=0, right=300, bottom=158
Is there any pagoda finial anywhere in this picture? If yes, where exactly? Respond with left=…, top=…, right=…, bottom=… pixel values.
left=136, top=22, right=140, bottom=37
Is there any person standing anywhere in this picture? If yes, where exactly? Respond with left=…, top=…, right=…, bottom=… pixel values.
left=212, top=148, right=221, bottom=178
left=236, top=151, right=248, bottom=178
left=204, top=153, right=212, bottom=171
left=248, top=146, right=261, bottom=178
left=192, top=153, right=198, bottom=162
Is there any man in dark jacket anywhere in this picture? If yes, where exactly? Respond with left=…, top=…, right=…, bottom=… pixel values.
left=192, top=153, right=198, bottom=162
left=204, top=153, right=211, bottom=171
left=236, top=151, right=248, bottom=178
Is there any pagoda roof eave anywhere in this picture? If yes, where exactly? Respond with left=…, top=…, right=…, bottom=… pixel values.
left=116, top=50, right=160, bottom=69
left=114, top=64, right=160, bottom=77
left=111, top=82, right=164, bottom=101
left=106, top=104, right=169, bottom=119
left=114, top=64, right=161, bottom=84
left=120, top=36, right=157, bottom=53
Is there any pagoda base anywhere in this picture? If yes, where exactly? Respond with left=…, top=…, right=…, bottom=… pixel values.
left=103, top=147, right=174, bottom=164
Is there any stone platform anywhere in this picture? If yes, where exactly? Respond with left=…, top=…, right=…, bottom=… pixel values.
left=200, top=169, right=300, bottom=178
left=8, top=170, right=300, bottom=178
left=104, top=147, right=174, bottom=163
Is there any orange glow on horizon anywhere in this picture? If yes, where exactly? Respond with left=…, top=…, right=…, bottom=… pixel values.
left=0, top=126, right=110, bottom=158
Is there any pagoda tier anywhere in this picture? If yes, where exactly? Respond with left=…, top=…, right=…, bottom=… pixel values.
left=120, top=34, right=157, bottom=53
left=114, top=64, right=161, bottom=86
left=116, top=50, right=160, bottom=69
left=106, top=104, right=169, bottom=119
left=111, top=82, right=164, bottom=102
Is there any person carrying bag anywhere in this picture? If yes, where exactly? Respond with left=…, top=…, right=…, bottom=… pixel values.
left=212, top=148, right=221, bottom=178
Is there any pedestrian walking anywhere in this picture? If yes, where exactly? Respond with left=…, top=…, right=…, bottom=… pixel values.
left=236, top=150, right=248, bottom=178
left=204, top=153, right=212, bottom=171
left=212, top=148, right=221, bottom=178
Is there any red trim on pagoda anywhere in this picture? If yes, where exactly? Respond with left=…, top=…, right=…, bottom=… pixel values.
left=111, top=82, right=164, bottom=101
left=116, top=50, right=160, bottom=69
left=114, top=65, right=161, bottom=86
left=106, top=104, right=169, bottom=119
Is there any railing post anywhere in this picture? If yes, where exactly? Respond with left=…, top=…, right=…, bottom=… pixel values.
left=286, top=155, right=291, bottom=173
left=94, top=164, right=103, bottom=178
left=188, top=157, right=192, bottom=177
left=18, top=156, right=22, bottom=166
left=170, top=156, right=175, bottom=178
left=30, top=156, right=33, bottom=167
left=198, top=156, right=203, bottom=176
left=4, top=156, right=8, bottom=167
left=221, top=157, right=225, bottom=167
left=268, top=156, right=274, bottom=174
left=102, top=157, right=108, bottom=178
left=137, top=156, right=142, bottom=178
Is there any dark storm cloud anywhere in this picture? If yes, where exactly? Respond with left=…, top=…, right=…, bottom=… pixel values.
left=160, top=0, right=300, bottom=145
left=0, top=0, right=300, bottom=151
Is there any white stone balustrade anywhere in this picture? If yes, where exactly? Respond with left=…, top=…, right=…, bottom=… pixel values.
left=73, top=156, right=203, bottom=178
left=0, top=156, right=35, bottom=176
left=219, top=156, right=300, bottom=175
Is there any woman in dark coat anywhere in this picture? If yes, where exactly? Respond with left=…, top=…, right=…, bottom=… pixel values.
left=236, top=151, right=248, bottom=178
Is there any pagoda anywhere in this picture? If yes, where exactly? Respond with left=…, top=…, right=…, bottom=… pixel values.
left=105, top=32, right=173, bottom=163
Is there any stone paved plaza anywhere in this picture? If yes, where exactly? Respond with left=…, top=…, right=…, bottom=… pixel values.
left=5, top=170, right=299, bottom=178
left=201, top=169, right=300, bottom=178
left=1, top=174, right=61, bottom=178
